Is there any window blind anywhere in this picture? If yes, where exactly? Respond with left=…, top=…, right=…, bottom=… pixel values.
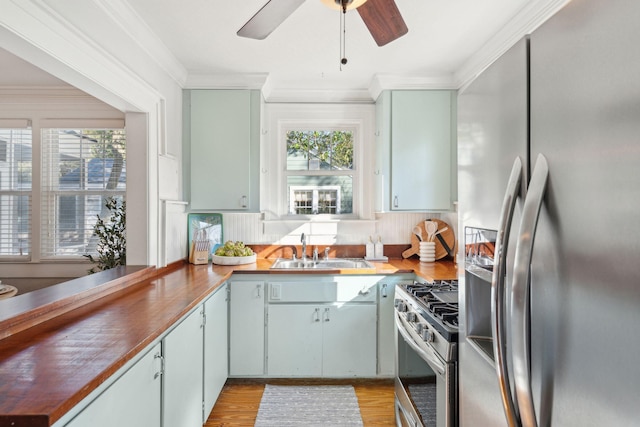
left=0, top=128, right=32, bottom=258
left=41, top=129, right=126, bottom=258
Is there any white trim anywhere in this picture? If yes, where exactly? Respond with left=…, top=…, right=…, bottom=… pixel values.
left=0, top=118, right=31, bottom=128
left=455, top=0, right=571, bottom=90
left=93, top=0, right=188, bottom=87
left=262, top=103, right=375, bottom=221
left=185, top=73, right=269, bottom=90
left=0, top=0, right=162, bottom=112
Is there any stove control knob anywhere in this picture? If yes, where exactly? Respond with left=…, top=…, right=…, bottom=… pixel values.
left=415, top=323, right=425, bottom=334
left=396, top=301, right=408, bottom=312
left=421, top=329, right=434, bottom=343
left=407, top=312, right=417, bottom=323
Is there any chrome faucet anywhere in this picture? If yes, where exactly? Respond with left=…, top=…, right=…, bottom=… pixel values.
left=313, top=246, right=318, bottom=261
left=301, top=233, right=307, bottom=261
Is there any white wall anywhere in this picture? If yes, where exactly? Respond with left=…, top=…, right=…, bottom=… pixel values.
left=0, top=0, right=188, bottom=276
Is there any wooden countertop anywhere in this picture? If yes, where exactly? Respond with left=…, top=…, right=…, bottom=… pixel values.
left=0, top=257, right=456, bottom=426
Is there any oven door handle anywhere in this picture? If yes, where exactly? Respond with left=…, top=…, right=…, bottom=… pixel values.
left=395, top=312, right=446, bottom=376
left=491, top=156, right=523, bottom=427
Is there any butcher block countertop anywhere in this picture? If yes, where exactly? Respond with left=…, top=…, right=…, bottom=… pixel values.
left=0, top=256, right=456, bottom=426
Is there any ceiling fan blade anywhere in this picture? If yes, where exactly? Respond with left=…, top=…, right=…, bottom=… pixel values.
left=357, top=0, right=408, bottom=46
left=237, top=0, right=306, bottom=40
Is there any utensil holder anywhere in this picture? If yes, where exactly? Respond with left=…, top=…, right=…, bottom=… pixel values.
left=419, top=241, right=436, bottom=263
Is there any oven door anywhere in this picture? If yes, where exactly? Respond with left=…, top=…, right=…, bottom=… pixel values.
left=395, top=312, right=456, bottom=427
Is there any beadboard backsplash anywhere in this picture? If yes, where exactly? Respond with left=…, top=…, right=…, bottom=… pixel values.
left=220, top=211, right=458, bottom=248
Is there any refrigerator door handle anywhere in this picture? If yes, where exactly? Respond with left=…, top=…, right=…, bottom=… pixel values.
left=512, top=153, right=549, bottom=427
left=491, top=157, right=523, bottom=427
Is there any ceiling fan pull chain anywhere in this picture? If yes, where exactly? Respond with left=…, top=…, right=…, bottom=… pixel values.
left=340, top=2, right=348, bottom=70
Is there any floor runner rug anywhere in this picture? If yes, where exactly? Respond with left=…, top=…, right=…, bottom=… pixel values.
left=254, top=385, right=364, bottom=426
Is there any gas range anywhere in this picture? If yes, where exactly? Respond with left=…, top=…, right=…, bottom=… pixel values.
left=397, top=280, right=459, bottom=342
left=394, top=279, right=459, bottom=426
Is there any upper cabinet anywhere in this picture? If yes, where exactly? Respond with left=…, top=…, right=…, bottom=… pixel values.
left=184, top=89, right=260, bottom=211
left=375, top=90, right=457, bottom=211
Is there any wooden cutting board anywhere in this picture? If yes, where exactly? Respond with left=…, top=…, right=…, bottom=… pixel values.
left=402, top=218, right=456, bottom=260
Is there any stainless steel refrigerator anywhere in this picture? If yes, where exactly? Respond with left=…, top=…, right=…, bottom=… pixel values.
left=457, top=0, right=640, bottom=425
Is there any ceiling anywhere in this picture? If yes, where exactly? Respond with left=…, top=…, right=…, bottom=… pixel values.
left=125, top=0, right=532, bottom=95
left=0, top=0, right=557, bottom=99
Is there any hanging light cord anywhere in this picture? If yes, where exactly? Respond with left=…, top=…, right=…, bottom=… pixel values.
left=339, top=2, right=348, bottom=70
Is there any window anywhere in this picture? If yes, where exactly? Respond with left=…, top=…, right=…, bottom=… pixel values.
left=290, top=185, right=341, bottom=214
left=263, top=103, right=375, bottom=221
left=41, top=129, right=126, bottom=258
left=285, top=130, right=352, bottom=215
left=0, top=127, right=32, bottom=258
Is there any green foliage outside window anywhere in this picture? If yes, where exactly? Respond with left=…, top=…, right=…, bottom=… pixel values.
left=286, top=130, right=353, bottom=170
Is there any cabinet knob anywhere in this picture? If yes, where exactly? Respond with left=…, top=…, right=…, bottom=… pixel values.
left=241, top=195, right=248, bottom=208
left=393, top=196, right=399, bottom=208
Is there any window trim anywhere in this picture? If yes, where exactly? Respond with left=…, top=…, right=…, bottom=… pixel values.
left=262, top=103, right=375, bottom=221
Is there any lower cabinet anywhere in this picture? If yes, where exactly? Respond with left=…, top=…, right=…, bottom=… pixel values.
left=66, top=283, right=231, bottom=427
left=229, top=280, right=265, bottom=376
left=267, top=303, right=377, bottom=377
left=203, top=283, right=228, bottom=418
left=65, top=343, right=162, bottom=427
left=163, top=306, right=205, bottom=427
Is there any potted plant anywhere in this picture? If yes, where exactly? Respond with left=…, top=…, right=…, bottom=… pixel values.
left=84, top=196, right=126, bottom=274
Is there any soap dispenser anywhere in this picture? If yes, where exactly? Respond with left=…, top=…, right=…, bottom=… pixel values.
left=366, top=236, right=374, bottom=259
left=375, top=236, right=384, bottom=259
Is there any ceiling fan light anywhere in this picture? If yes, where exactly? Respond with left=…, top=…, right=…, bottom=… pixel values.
left=320, top=0, right=368, bottom=12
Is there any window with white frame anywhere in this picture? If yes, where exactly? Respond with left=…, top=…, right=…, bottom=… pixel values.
left=290, top=185, right=341, bottom=215
left=0, top=125, right=32, bottom=258
left=263, top=103, right=375, bottom=220
left=40, top=128, right=126, bottom=258
left=285, top=130, right=353, bottom=215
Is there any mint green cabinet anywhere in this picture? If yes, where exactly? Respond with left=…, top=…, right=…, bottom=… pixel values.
left=65, top=344, right=162, bottom=427
left=228, top=280, right=265, bottom=376
left=375, top=90, right=456, bottom=211
left=186, top=89, right=260, bottom=211
left=266, top=279, right=378, bottom=377
left=163, top=307, right=204, bottom=427
left=203, top=284, right=228, bottom=418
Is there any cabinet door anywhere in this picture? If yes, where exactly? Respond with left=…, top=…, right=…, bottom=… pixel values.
left=163, top=308, right=204, bottom=427
left=203, top=284, right=228, bottom=419
left=375, top=91, right=392, bottom=212
left=229, top=281, right=265, bottom=376
left=390, top=90, right=452, bottom=210
left=267, top=304, right=323, bottom=376
left=322, top=304, right=377, bottom=377
left=190, top=90, right=252, bottom=210
left=377, top=281, right=397, bottom=376
left=66, top=343, right=162, bottom=427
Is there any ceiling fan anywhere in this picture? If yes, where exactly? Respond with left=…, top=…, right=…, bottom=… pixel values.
left=237, top=0, right=408, bottom=47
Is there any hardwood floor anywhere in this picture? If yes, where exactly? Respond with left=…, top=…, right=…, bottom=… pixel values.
left=205, top=378, right=396, bottom=426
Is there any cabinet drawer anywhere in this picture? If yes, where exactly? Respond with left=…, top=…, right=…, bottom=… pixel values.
left=268, top=281, right=377, bottom=303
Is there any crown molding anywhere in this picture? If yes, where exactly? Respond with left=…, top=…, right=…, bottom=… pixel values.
left=185, top=73, right=269, bottom=90
left=368, top=74, right=457, bottom=100
left=455, top=0, right=571, bottom=90
left=263, top=88, right=374, bottom=104
left=94, top=0, right=188, bottom=87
